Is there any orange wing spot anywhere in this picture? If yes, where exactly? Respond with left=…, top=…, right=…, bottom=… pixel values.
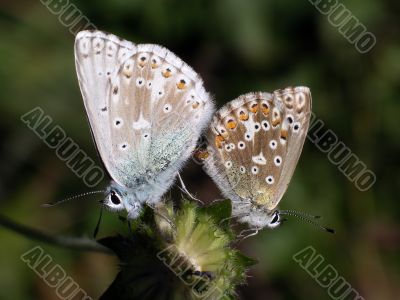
left=239, top=111, right=249, bottom=121
left=122, top=70, right=133, bottom=78
left=272, top=109, right=281, bottom=127
left=215, top=135, right=225, bottom=149
left=272, top=118, right=281, bottom=127
left=280, top=129, right=288, bottom=140
left=226, top=119, right=237, bottom=130
left=192, top=101, right=200, bottom=109
left=194, top=150, right=210, bottom=160
left=250, top=103, right=258, bottom=113
left=162, top=69, right=172, bottom=78
left=151, top=59, right=158, bottom=69
left=261, top=103, right=269, bottom=116
left=177, top=79, right=186, bottom=90
left=138, top=57, right=147, bottom=68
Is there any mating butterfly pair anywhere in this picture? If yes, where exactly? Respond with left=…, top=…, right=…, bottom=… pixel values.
left=74, top=30, right=311, bottom=230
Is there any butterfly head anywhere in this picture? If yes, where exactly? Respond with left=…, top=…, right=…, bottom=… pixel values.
left=103, top=182, right=143, bottom=219
left=239, top=206, right=282, bottom=229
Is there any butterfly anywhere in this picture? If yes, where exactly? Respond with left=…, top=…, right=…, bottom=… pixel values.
left=202, top=87, right=311, bottom=232
left=74, top=30, right=214, bottom=219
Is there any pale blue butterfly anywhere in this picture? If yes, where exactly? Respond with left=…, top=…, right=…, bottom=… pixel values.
left=74, top=30, right=214, bottom=219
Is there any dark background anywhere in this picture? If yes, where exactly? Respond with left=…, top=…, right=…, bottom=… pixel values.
left=0, top=0, right=399, bottom=299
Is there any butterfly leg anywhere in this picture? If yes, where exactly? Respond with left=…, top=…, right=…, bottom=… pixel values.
left=93, top=207, right=103, bottom=238
left=219, top=215, right=237, bottom=226
left=238, top=228, right=260, bottom=240
left=176, top=172, right=204, bottom=204
left=210, top=198, right=225, bottom=205
left=127, top=220, right=133, bottom=235
left=146, top=203, right=176, bottom=231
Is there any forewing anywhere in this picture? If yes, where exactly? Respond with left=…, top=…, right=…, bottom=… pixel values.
left=75, top=30, right=136, bottom=186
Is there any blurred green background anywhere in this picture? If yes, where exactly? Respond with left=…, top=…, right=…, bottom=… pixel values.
left=0, top=0, right=399, bottom=299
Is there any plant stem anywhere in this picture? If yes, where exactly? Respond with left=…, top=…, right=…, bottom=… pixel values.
left=0, top=214, right=113, bottom=254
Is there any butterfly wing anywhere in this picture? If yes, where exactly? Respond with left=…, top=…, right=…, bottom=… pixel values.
left=75, top=30, right=213, bottom=190
left=204, top=87, right=311, bottom=211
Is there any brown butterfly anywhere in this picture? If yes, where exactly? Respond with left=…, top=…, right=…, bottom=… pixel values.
left=203, top=87, right=312, bottom=233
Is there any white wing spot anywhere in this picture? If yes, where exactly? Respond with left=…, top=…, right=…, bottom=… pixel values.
left=254, top=122, right=261, bottom=132
left=274, top=156, right=282, bottom=166
left=269, top=140, right=277, bottom=150
left=252, top=152, right=267, bottom=165
left=262, top=120, right=270, bottom=131
left=238, top=141, right=246, bottom=150
left=136, top=77, right=145, bottom=87
left=251, top=166, right=259, bottom=174
left=225, top=144, right=232, bottom=152
left=157, top=90, right=165, bottom=98
left=244, top=132, right=252, bottom=141
left=240, top=166, right=246, bottom=174
left=225, top=161, right=233, bottom=169
left=293, top=122, right=301, bottom=133
left=119, top=143, right=128, bottom=151
left=163, top=104, right=172, bottom=113
left=266, top=175, right=274, bottom=185
left=114, top=118, right=123, bottom=128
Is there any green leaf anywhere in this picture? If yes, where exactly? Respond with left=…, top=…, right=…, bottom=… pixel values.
left=234, top=250, right=259, bottom=268
left=199, top=199, right=232, bottom=227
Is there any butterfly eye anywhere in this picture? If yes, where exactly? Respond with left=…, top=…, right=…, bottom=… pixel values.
left=104, top=190, right=124, bottom=211
left=110, top=191, right=121, bottom=205
left=269, top=212, right=280, bottom=226
left=271, top=213, right=279, bottom=224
